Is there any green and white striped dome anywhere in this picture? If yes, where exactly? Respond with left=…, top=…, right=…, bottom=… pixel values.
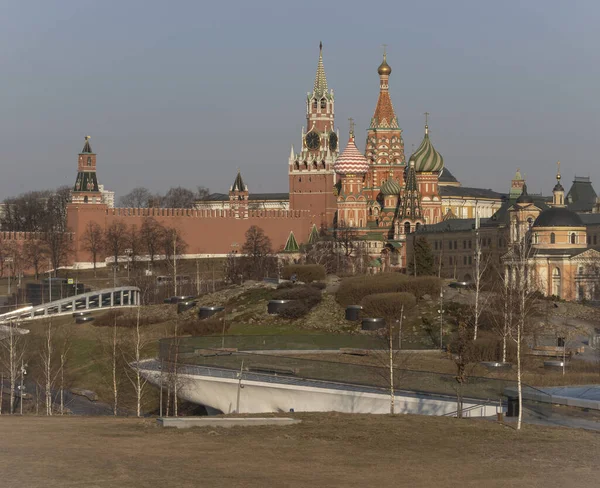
left=380, top=177, right=401, bottom=196
left=409, top=126, right=444, bottom=173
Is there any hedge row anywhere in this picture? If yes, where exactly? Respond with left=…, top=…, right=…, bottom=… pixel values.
left=360, top=292, right=417, bottom=319
left=337, top=273, right=441, bottom=306
left=281, top=264, right=326, bottom=283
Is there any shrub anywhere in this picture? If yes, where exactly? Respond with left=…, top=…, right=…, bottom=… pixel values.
left=180, top=316, right=228, bottom=336
left=273, top=285, right=322, bottom=302
left=361, top=292, right=417, bottom=319
left=281, top=264, right=326, bottom=283
left=278, top=301, right=312, bottom=319
left=271, top=283, right=323, bottom=319
left=276, top=281, right=294, bottom=290
left=337, top=273, right=441, bottom=306
left=93, top=310, right=165, bottom=328
left=309, top=282, right=327, bottom=290
left=448, top=334, right=517, bottom=363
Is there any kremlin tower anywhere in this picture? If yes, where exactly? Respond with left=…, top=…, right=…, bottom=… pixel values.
left=288, top=43, right=338, bottom=227
left=72, top=136, right=102, bottom=205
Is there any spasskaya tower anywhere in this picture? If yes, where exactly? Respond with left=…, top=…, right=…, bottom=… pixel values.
left=288, top=43, right=338, bottom=227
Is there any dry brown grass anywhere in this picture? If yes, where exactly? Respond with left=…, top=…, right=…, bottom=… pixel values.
left=0, top=414, right=598, bottom=487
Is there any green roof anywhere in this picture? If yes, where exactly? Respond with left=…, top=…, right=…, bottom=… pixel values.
left=308, top=224, right=320, bottom=245
left=283, top=231, right=300, bottom=253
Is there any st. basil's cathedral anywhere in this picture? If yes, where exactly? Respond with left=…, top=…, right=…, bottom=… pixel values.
left=286, top=44, right=447, bottom=268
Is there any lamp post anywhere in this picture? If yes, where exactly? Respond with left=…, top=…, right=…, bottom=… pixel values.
left=6, top=257, right=13, bottom=296
left=125, top=248, right=133, bottom=279
left=19, top=361, right=27, bottom=415
left=438, top=287, right=444, bottom=350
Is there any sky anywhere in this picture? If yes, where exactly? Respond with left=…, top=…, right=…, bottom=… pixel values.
left=1, top=0, right=599, bottom=201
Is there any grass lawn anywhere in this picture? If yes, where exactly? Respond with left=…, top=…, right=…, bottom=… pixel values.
left=0, top=414, right=598, bottom=487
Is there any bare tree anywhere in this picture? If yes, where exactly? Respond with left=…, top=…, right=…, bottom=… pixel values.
left=46, top=186, right=71, bottom=232
left=45, top=232, right=71, bottom=274
left=162, top=227, right=187, bottom=296
left=162, top=187, right=196, bottom=209
left=127, top=224, right=142, bottom=272
left=472, top=230, right=491, bottom=341
left=80, top=222, right=104, bottom=276
left=242, top=225, right=273, bottom=280
left=450, top=321, right=478, bottom=418
left=196, top=186, right=210, bottom=201
left=0, top=321, right=28, bottom=414
left=23, top=238, right=47, bottom=280
left=224, top=252, right=243, bottom=284
left=111, top=314, right=120, bottom=416
left=124, top=306, right=150, bottom=417
left=105, top=221, right=129, bottom=269
left=506, top=233, right=539, bottom=430
left=140, top=217, right=165, bottom=265
left=39, top=319, right=56, bottom=415
left=119, top=187, right=153, bottom=208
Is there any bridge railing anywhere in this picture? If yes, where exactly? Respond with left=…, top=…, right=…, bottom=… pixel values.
left=159, top=334, right=431, bottom=357
left=162, top=347, right=516, bottom=403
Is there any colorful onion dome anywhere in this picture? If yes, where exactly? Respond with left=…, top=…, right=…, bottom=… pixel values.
left=409, top=125, right=444, bottom=173
left=334, top=131, right=369, bottom=175
left=380, top=177, right=401, bottom=195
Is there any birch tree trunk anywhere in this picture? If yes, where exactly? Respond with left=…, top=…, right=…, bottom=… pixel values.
left=112, top=316, right=119, bottom=416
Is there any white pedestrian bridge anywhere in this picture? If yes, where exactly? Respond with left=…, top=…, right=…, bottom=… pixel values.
left=0, top=286, right=141, bottom=323
left=138, top=359, right=502, bottom=417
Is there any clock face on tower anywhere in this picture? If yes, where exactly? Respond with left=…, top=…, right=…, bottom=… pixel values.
left=305, top=131, right=320, bottom=150
left=329, top=132, right=338, bottom=151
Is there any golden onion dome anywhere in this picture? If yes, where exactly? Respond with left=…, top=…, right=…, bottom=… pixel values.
left=378, top=55, right=392, bottom=76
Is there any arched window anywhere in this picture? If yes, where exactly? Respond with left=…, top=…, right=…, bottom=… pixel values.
left=294, top=161, right=299, bottom=170
left=320, top=98, right=326, bottom=109
left=550, top=232, right=556, bottom=244
left=404, top=222, right=411, bottom=234
left=415, top=222, right=421, bottom=231
left=527, top=217, right=533, bottom=228
left=312, top=100, right=317, bottom=109
left=83, top=196, right=88, bottom=203
left=313, top=161, right=318, bottom=169
left=552, top=267, right=561, bottom=297
left=570, top=233, right=576, bottom=244
left=87, top=157, right=92, bottom=167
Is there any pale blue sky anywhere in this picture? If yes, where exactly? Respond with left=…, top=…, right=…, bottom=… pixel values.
left=1, top=0, right=599, bottom=199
